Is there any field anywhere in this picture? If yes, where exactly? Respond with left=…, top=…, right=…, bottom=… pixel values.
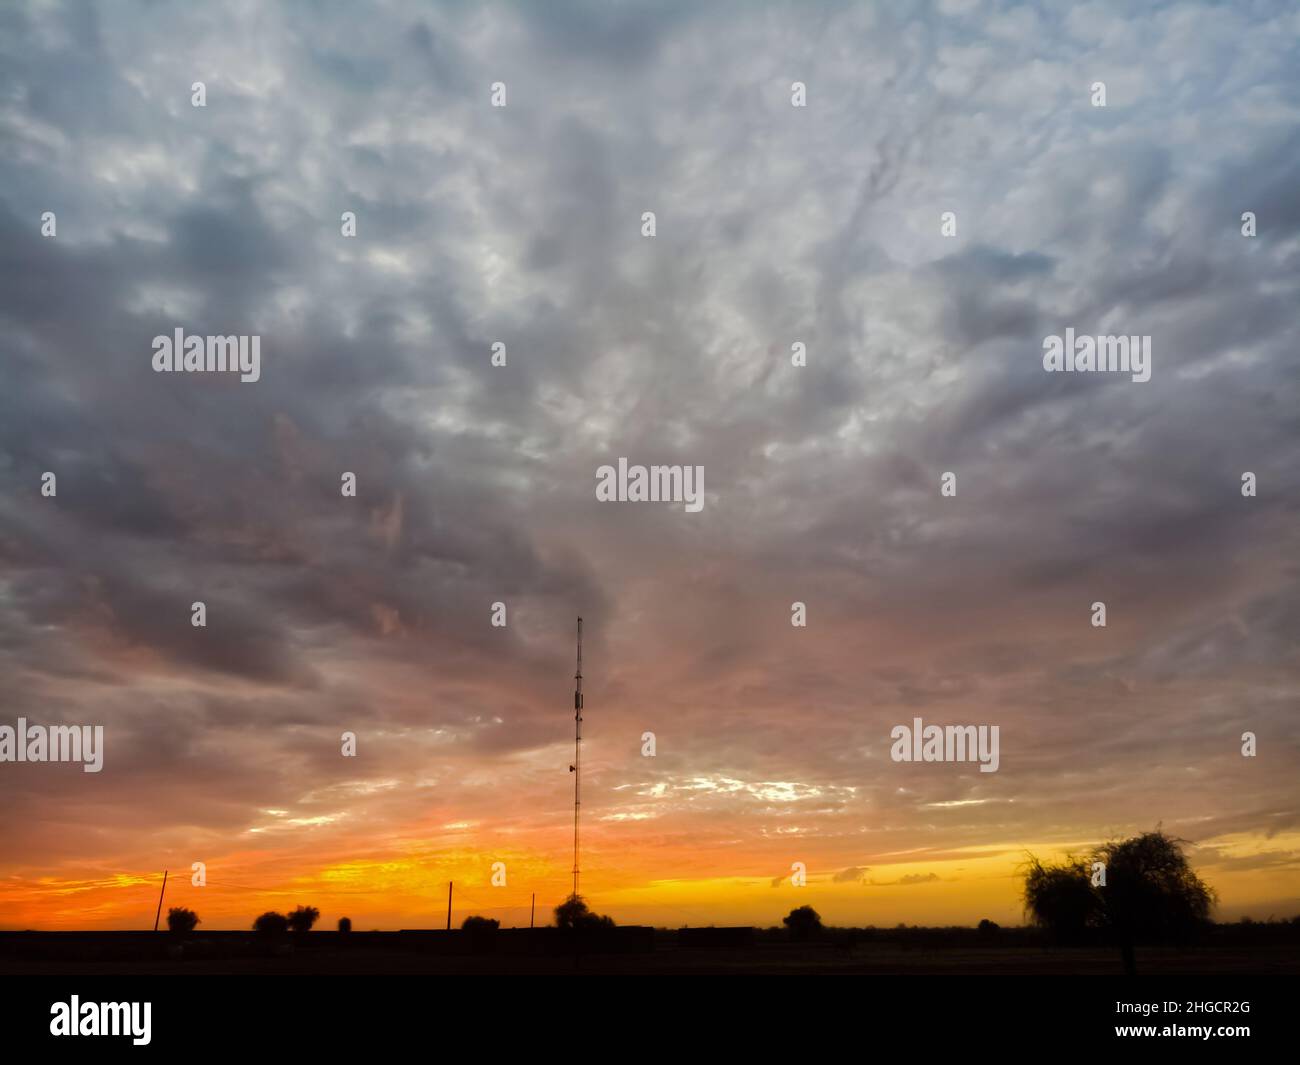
left=3, top=929, right=1296, bottom=976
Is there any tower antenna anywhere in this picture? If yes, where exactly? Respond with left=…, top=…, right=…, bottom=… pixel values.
left=569, top=617, right=583, bottom=900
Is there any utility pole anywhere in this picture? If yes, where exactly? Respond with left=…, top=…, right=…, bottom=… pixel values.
left=530, top=893, right=536, bottom=929
left=569, top=617, right=583, bottom=901
left=446, top=881, right=453, bottom=931
left=152, top=870, right=168, bottom=932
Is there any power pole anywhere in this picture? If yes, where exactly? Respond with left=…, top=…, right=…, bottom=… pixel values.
left=446, top=881, right=452, bottom=931
left=530, top=893, right=535, bottom=929
left=569, top=617, right=583, bottom=901
left=152, top=870, right=168, bottom=932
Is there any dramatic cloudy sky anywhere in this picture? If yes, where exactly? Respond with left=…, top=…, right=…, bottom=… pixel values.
left=1, top=0, right=1298, bottom=930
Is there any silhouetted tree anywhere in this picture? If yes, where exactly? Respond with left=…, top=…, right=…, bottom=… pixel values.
left=554, top=894, right=615, bottom=930
left=253, top=911, right=289, bottom=936
left=1022, top=855, right=1100, bottom=945
left=166, top=907, right=199, bottom=934
left=461, top=915, right=500, bottom=931
left=1024, top=830, right=1215, bottom=974
left=337, top=917, right=352, bottom=933
left=1096, top=831, right=1214, bottom=975
left=782, top=905, right=823, bottom=941
left=287, top=905, right=320, bottom=934
left=554, top=895, right=585, bottom=929
left=977, top=918, right=999, bottom=936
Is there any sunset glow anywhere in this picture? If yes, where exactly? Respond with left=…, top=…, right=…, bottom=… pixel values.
left=2, top=0, right=1298, bottom=938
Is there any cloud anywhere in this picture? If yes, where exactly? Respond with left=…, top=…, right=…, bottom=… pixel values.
left=0, top=0, right=1297, bottom=927
left=868, top=873, right=942, bottom=887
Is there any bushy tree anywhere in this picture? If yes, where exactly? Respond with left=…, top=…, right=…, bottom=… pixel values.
left=1023, top=830, right=1215, bottom=974
left=782, top=905, right=823, bottom=941
left=1096, top=831, right=1214, bottom=974
left=461, top=915, right=500, bottom=931
left=337, top=917, right=352, bottom=933
left=554, top=894, right=615, bottom=930
left=287, top=905, right=320, bottom=934
left=166, top=907, right=200, bottom=934
left=1022, top=855, right=1100, bottom=945
left=253, top=911, right=289, bottom=936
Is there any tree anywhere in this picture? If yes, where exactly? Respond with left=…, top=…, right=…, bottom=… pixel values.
left=287, top=905, right=320, bottom=934
left=253, top=911, right=289, bottom=936
left=461, top=913, right=501, bottom=954
left=1095, top=830, right=1214, bottom=975
left=166, top=907, right=200, bottom=934
left=1022, top=855, right=1100, bottom=945
left=461, top=915, right=500, bottom=931
left=337, top=917, right=352, bottom=933
left=554, top=894, right=615, bottom=930
left=1023, top=830, right=1215, bottom=974
left=977, top=919, right=999, bottom=935
left=782, top=905, right=823, bottom=941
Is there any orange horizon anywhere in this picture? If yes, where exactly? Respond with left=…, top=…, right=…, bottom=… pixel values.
left=5, top=829, right=1297, bottom=932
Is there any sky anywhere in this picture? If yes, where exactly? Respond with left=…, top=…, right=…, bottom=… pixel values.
left=1, top=0, right=1298, bottom=931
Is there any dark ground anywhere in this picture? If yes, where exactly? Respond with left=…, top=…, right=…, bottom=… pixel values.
left=2, top=928, right=1297, bottom=975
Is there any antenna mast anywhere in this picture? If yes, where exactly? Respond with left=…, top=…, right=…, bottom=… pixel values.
left=569, top=617, right=583, bottom=900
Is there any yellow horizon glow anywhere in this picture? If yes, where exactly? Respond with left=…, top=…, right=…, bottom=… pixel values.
left=3, top=831, right=1296, bottom=931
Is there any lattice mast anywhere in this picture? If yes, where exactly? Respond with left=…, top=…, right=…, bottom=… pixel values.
left=569, top=617, right=583, bottom=900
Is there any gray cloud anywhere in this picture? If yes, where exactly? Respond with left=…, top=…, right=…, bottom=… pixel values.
left=0, top=0, right=1297, bottom=921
